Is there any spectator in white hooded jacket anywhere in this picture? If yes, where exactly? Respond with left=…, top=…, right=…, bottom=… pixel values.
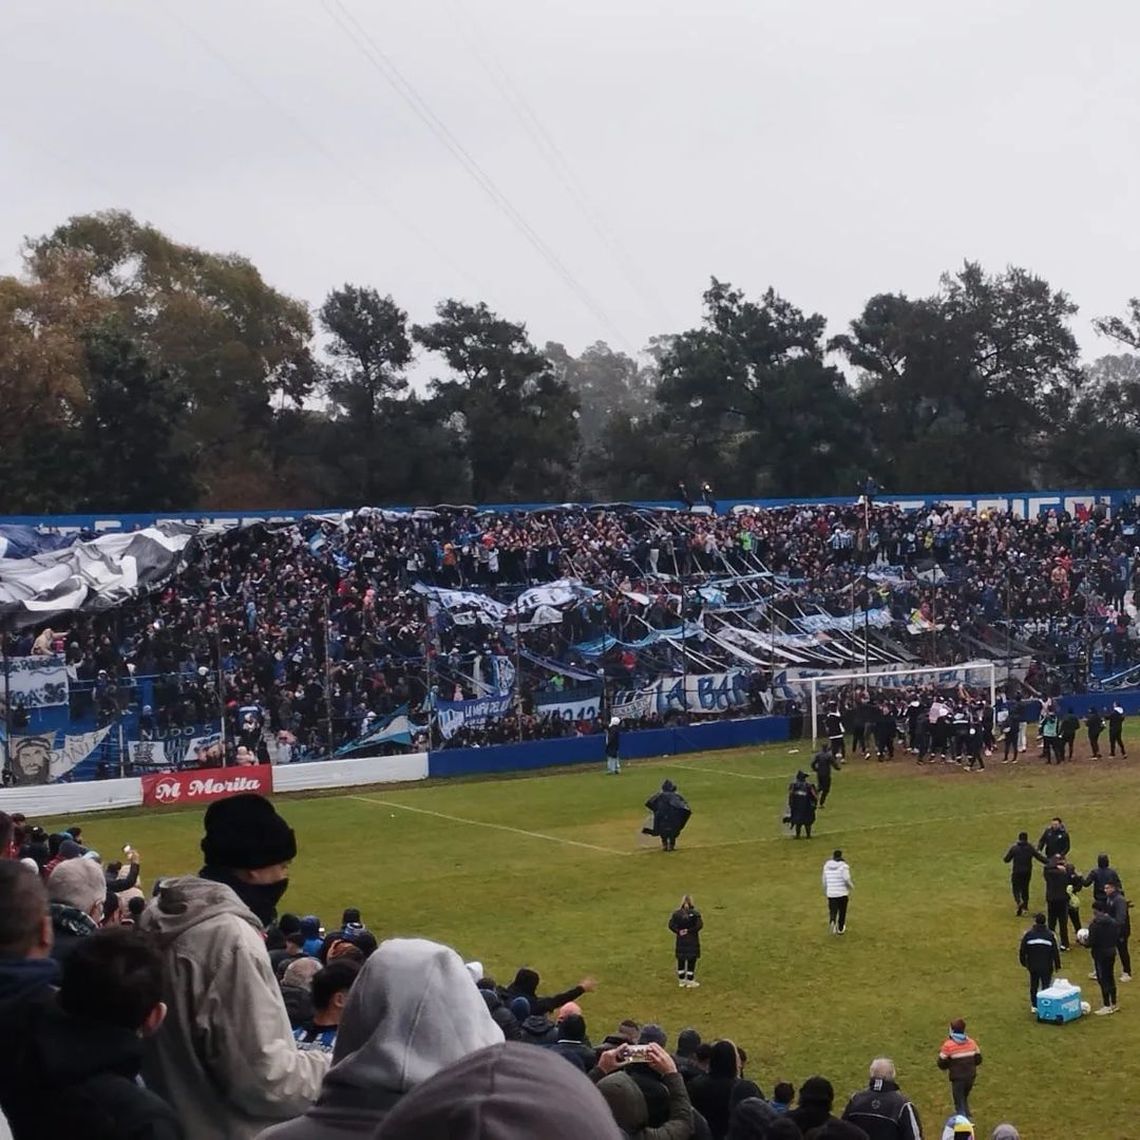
left=139, top=795, right=328, bottom=1139
left=256, top=937, right=504, bottom=1139
left=822, top=849, right=854, bottom=935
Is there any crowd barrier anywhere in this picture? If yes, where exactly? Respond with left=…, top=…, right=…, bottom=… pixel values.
left=2, top=717, right=791, bottom=817
left=1050, top=688, right=1140, bottom=717
left=427, top=716, right=792, bottom=778
left=1, top=753, right=430, bottom=819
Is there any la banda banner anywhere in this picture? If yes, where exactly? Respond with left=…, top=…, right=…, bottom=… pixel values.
left=612, top=669, right=764, bottom=719
left=140, top=765, right=273, bottom=807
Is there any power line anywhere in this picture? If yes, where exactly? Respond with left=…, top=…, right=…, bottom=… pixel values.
left=444, top=0, right=676, bottom=335
left=150, top=1, right=495, bottom=301
left=319, top=0, right=635, bottom=350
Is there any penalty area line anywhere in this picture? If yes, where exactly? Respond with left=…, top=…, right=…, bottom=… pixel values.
left=348, top=796, right=628, bottom=856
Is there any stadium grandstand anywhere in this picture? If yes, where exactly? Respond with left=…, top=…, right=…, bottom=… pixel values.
left=2, top=491, right=1138, bottom=784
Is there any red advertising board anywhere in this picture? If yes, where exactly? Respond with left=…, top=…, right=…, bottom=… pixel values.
left=140, top=765, right=274, bottom=808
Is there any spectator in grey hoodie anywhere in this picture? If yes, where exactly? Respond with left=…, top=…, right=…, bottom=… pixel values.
left=256, top=937, right=503, bottom=1139
left=375, top=1041, right=623, bottom=1139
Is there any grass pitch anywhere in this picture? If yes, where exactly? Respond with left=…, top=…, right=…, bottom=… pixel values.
left=58, top=735, right=1139, bottom=1139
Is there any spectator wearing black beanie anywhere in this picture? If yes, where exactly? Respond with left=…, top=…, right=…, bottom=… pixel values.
left=138, top=794, right=327, bottom=1139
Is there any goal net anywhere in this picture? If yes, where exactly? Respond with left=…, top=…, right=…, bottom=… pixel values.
left=805, top=662, right=998, bottom=746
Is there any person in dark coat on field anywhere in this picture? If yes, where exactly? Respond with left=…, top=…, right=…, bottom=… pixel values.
left=1002, top=832, right=1046, bottom=917
left=1043, top=855, right=1073, bottom=951
left=1037, top=817, right=1070, bottom=859
left=1104, top=880, right=1132, bottom=982
left=606, top=717, right=623, bottom=775
left=1086, top=709, right=1104, bottom=759
left=1020, top=911, right=1062, bottom=1013
left=688, top=1040, right=763, bottom=1140
left=502, top=967, right=597, bottom=1016
left=811, top=746, right=840, bottom=808
left=786, top=771, right=818, bottom=839
left=1088, top=900, right=1120, bottom=1014
left=669, top=894, right=703, bottom=988
left=1108, top=701, right=1127, bottom=757
left=1059, top=709, right=1080, bottom=761
left=1083, top=853, right=1123, bottom=905
left=645, top=780, right=692, bottom=852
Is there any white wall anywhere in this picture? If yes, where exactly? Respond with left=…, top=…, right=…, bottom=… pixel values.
left=0, top=752, right=429, bottom=818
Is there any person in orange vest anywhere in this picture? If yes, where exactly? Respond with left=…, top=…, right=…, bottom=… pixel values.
left=936, top=1018, right=982, bottom=1120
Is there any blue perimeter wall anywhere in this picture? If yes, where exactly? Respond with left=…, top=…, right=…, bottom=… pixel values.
left=427, top=715, right=792, bottom=778
left=1, top=488, right=1136, bottom=535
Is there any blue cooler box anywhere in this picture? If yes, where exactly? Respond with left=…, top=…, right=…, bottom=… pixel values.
left=1037, top=980, right=1082, bottom=1023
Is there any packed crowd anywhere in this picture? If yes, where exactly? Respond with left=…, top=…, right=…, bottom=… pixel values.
left=0, top=798, right=1023, bottom=1140
left=4, top=497, right=1140, bottom=767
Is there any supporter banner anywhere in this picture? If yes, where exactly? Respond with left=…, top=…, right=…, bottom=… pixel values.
left=51, top=727, right=112, bottom=782
left=8, top=734, right=52, bottom=785
left=0, top=525, right=74, bottom=560
left=411, top=583, right=507, bottom=622
left=536, top=696, right=600, bottom=722
left=128, top=740, right=168, bottom=769
left=611, top=670, right=754, bottom=719
left=5, top=655, right=68, bottom=707
left=658, top=670, right=752, bottom=715
left=436, top=693, right=514, bottom=740
left=0, top=525, right=199, bottom=630
left=141, top=764, right=274, bottom=807
left=512, top=579, right=596, bottom=612
left=611, top=689, right=656, bottom=720
left=516, top=604, right=563, bottom=630
left=183, top=732, right=223, bottom=765
left=794, top=610, right=893, bottom=635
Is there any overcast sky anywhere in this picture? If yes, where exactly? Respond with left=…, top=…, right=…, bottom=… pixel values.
left=2, top=0, right=1138, bottom=365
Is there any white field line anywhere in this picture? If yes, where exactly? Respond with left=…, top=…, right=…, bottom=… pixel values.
left=348, top=795, right=628, bottom=856
left=662, top=762, right=789, bottom=782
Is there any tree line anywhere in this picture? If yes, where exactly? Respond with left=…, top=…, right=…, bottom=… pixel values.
left=1, top=210, right=1138, bottom=514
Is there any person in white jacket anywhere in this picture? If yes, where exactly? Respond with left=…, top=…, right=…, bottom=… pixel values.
left=822, top=849, right=853, bottom=935
left=139, top=794, right=329, bottom=1139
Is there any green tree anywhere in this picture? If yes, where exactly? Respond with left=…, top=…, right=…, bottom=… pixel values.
left=414, top=301, right=579, bottom=502
left=1096, top=299, right=1140, bottom=349
left=832, top=262, right=1082, bottom=491
left=544, top=340, right=655, bottom=448
left=319, top=285, right=412, bottom=423
left=74, top=327, right=198, bottom=510
left=1050, top=354, right=1140, bottom=486
left=23, top=210, right=317, bottom=505
left=639, top=279, right=860, bottom=496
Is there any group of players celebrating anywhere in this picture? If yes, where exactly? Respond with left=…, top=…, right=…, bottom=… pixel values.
left=820, top=686, right=1128, bottom=770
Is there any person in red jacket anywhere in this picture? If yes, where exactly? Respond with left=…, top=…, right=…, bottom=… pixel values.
left=936, top=1018, right=982, bottom=1120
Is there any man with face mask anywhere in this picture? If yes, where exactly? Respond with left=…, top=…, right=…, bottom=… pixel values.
left=139, top=794, right=328, bottom=1138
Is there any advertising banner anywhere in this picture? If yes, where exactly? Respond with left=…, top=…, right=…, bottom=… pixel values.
left=141, top=764, right=273, bottom=807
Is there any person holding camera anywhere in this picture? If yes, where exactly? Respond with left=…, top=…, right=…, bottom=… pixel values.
left=669, top=895, right=703, bottom=988
left=591, top=1041, right=694, bottom=1140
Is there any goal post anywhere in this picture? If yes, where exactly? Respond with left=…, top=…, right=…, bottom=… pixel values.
left=806, top=662, right=998, bottom=746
